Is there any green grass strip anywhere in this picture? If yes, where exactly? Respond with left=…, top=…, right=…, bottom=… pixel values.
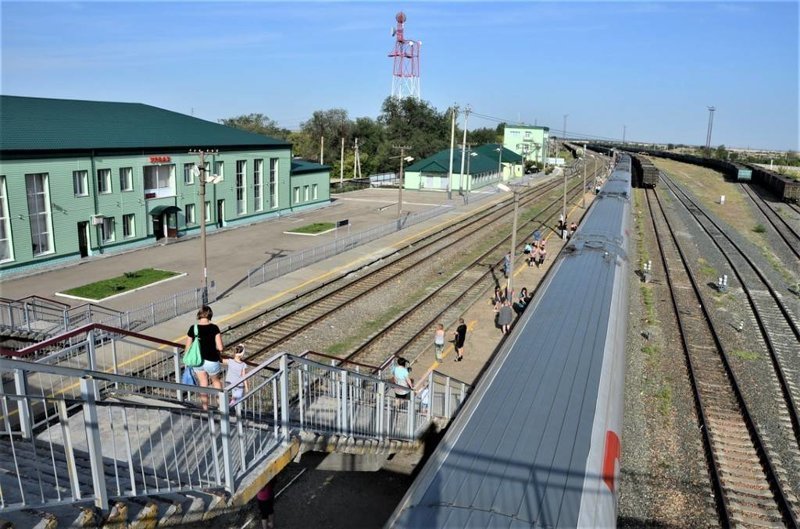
left=287, top=222, right=336, bottom=234
left=63, top=268, right=178, bottom=300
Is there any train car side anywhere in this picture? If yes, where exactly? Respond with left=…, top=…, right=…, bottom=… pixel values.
left=386, top=157, right=633, bottom=529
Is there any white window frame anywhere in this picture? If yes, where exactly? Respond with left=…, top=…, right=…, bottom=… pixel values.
left=312, top=183, right=318, bottom=200
left=119, top=167, right=133, bottom=192
left=97, top=168, right=112, bottom=194
left=269, top=158, right=278, bottom=208
left=100, top=216, right=115, bottom=243
left=123, top=214, right=135, bottom=238
left=143, top=164, right=175, bottom=199
left=293, top=186, right=300, bottom=204
left=236, top=160, right=247, bottom=215
left=184, top=163, right=195, bottom=185
left=26, top=173, right=53, bottom=256
left=73, top=170, right=89, bottom=197
left=303, top=185, right=309, bottom=201
left=253, top=159, right=263, bottom=212
left=0, top=176, right=13, bottom=263
left=214, top=161, right=224, bottom=181
left=204, top=201, right=211, bottom=222
left=185, top=203, right=196, bottom=224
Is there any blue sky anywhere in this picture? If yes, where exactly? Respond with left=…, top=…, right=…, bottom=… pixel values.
left=2, top=1, right=797, bottom=150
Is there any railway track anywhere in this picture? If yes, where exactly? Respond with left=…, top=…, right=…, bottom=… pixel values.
left=739, top=183, right=800, bottom=261
left=225, top=176, right=573, bottom=361
left=660, top=173, right=800, bottom=448
left=344, top=172, right=584, bottom=370
left=646, top=187, right=798, bottom=527
left=224, top=159, right=606, bottom=366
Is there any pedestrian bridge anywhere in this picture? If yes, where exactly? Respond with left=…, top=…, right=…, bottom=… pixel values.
left=0, top=323, right=469, bottom=528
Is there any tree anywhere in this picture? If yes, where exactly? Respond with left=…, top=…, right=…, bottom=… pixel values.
left=468, top=127, right=500, bottom=146
left=298, top=109, right=352, bottom=163
left=715, top=144, right=728, bottom=160
left=218, top=113, right=290, bottom=140
left=378, top=97, right=450, bottom=170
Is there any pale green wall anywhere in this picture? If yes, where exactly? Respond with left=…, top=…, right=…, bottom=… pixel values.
left=0, top=147, right=330, bottom=276
left=503, top=126, right=549, bottom=165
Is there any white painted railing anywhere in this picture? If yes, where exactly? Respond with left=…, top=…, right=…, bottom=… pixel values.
left=1, top=330, right=469, bottom=514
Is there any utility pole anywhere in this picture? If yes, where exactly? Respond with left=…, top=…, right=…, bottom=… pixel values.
left=353, top=138, right=362, bottom=179
left=705, top=106, right=716, bottom=150
left=459, top=105, right=471, bottom=195
left=447, top=104, right=458, bottom=200
left=563, top=114, right=568, bottom=141
left=623, top=125, right=626, bottom=145
left=320, top=135, right=324, bottom=164
left=582, top=144, right=587, bottom=208
left=190, top=148, right=219, bottom=305
left=394, top=145, right=412, bottom=219
left=340, top=137, right=345, bottom=186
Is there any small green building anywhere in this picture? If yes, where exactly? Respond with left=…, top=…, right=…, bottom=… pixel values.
left=503, top=125, right=550, bottom=166
left=403, top=145, right=522, bottom=192
left=0, top=95, right=330, bottom=277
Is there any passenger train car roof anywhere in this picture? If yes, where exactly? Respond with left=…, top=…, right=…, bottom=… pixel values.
left=389, top=165, right=632, bottom=529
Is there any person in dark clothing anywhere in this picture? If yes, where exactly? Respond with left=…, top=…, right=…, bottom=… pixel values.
left=256, top=479, right=275, bottom=529
left=185, top=305, right=224, bottom=410
left=453, top=318, right=467, bottom=362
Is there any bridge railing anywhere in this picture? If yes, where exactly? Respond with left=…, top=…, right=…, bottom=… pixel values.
left=1, top=329, right=470, bottom=513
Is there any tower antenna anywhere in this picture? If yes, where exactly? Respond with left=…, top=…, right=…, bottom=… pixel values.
left=388, top=11, right=421, bottom=100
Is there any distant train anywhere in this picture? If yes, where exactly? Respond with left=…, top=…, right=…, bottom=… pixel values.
left=387, top=156, right=633, bottom=528
left=630, top=153, right=659, bottom=188
left=589, top=144, right=798, bottom=203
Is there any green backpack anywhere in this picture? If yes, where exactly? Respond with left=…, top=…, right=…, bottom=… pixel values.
left=183, top=324, right=203, bottom=367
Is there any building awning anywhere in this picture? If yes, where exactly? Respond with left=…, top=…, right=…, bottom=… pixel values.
left=149, top=205, right=182, bottom=216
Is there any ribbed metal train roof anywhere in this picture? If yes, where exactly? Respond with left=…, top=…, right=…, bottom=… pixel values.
left=0, top=95, right=290, bottom=152
left=391, top=180, right=629, bottom=528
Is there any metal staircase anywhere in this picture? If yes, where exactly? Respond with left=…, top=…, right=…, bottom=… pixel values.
left=0, top=323, right=469, bottom=528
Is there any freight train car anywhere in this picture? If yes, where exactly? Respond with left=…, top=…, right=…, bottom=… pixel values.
left=745, top=164, right=800, bottom=203
left=630, top=153, right=659, bottom=188
left=387, top=156, right=633, bottom=529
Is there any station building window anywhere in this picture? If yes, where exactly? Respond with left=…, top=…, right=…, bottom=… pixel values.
left=100, top=216, right=115, bottom=243
left=119, top=167, right=133, bottom=192
left=303, top=185, right=309, bottom=201
left=26, top=173, right=53, bottom=256
left=98, top=168, right=112, bottom=194
left=269, top=158, right=278, bottom=208
left=293, top=186, right=300, bottom=204
left=185, top=203, right=196, bottom=224
left=123, top=214, right=135, bottom=238
left=184, top=163, right=195, bottom=185
left=312, top=184, right=318, bottom=200
left=254, top=159, right=263, bottom=212
left=236, top=160, right=246, bottom=215
left=214, top=161, right=224, bottom=181
left=73, top=170, right=89, bottom=197
left=0, top=176, right=13, bottom=262
left=143, top=164, right=175, bottom=199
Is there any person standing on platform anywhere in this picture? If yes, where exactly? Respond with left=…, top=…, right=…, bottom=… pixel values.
left=392, top=357, right=414, bottom=400
left=453, top=318, right=467, bottom=362
left=498, top=299, right=514, bottom=334
left=185, top=305, right=224, bottom=411
left=503, top=252, right=511, bottom=278
left=433, top=323, right=446, bottom=361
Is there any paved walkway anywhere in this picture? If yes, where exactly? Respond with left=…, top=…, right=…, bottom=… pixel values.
left=1, top=178, right=560, bottom=348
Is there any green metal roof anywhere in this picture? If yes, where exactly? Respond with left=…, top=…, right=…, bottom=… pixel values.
left=291, top=159, right=330, bottom=175
left=0, top=95, right=290, bottom=153
left=405, top=146, right=510, bottom=175
left=474, top=144, right=523, bottom=163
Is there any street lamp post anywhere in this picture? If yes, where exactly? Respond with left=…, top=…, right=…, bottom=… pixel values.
left=498, top=182, right=519, bottom=295
left=562, top=160, right=568, bottom=238
left=464, top=149, right=477, bottom=204
left=393, top=145, right=412, bottom=219
left=582, top=144, right=587, bottom=208
left=190, top=148, right=219, bottom=305
left=496, top=146, right=503, bottom=181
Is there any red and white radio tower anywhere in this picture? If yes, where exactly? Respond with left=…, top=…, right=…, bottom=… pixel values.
left=388, top=11, right=421, bottom=100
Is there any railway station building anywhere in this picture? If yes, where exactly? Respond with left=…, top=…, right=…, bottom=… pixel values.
left=503, top=125, right=550, bottom=166
left=402, top=144, right=522, bottom=192
left=0, top=95, right=330, bottom=278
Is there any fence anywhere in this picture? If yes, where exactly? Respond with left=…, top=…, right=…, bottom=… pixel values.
left=0, top=284, right=214, bottom=352
left=1, top=327, right=469, bottom=512
left=247, top=184, right=507, bottom=288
